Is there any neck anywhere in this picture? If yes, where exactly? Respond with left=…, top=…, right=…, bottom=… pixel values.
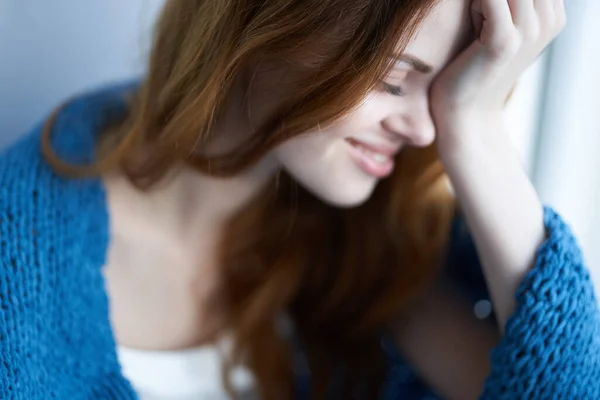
left=135, top=157, right=278, bottom=245
left=175, top=159, right=277, bottom=228
left=113, top=72, right=277, bottom=243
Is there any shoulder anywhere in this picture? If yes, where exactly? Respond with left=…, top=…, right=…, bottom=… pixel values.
left=0, top=79, right=138, bottom=182
left=0, top=80, right=138, bottom=290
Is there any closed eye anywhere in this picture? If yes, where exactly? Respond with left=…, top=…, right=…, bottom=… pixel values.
left=382, top=82, right=407, bottom=97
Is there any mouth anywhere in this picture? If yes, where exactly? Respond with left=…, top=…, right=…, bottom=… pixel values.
left=345, top=138, right=399, bottom=179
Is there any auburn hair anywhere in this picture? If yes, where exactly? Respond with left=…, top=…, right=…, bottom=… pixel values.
left=42, top=0, right=458, bottom=398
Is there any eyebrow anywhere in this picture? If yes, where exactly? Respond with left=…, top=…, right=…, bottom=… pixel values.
left=393, top=54, right=433, bottom=74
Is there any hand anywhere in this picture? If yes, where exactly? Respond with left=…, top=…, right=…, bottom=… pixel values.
left=430, top=0, right=566, bottom=153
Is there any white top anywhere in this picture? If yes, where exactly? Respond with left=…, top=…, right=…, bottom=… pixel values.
left=117, top=341, right=256, bottom=400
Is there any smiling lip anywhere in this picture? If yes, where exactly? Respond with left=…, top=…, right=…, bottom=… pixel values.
left=345, top=138, right=400, bottom=178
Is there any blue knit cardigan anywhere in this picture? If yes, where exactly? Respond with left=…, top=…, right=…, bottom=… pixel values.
left=1, top=83, right=599, bottom=400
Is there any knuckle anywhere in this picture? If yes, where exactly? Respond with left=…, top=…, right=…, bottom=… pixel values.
left=489, top=30, right=521, bottom=59
left=555, top=13, right=567, bottom=32
left=520, top=22, right=541, bottom=43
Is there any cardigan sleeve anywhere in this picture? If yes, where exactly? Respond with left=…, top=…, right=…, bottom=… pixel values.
left=447, top=206, right=600, bottom=399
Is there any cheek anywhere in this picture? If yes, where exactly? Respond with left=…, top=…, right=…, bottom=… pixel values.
left=272, top=105, right=381, bottom=172
left=272, top=129, right=380, bottom=207
left=274, top=130, right=340, bottom=168
left=352, top=94, right=394, bottom=124
left=273, top=126, right=356, bottom=189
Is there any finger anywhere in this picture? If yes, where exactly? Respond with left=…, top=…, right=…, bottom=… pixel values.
left=553, top=0, right=567, bottom=31
left=534, top=0, right=555, bottom=34
left=507, top=0, right=538, bottom=25
left=481, top=0, right=513, bottom=28
left=480, top=0, right=519, bottom=56
left=509, top=0, right=539, bottom=40
left=535, top=0, right=566, bottom=41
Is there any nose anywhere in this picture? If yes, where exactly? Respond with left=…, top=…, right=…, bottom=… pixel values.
left=380, top=96, right=436, bottom=148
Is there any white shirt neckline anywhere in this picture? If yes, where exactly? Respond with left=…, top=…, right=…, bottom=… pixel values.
left=117, top=339, right=255, bottom=399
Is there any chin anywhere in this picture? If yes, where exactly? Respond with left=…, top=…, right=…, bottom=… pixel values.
left=309, top=183, right=377, bottom=209
left=284, top=163, right=380, bottom=209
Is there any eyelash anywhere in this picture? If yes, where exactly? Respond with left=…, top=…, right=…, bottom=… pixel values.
left=382, top=82, right=407, bottom=97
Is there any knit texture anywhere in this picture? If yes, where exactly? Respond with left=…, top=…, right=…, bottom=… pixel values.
left=1, top=83, right=599, bottom=399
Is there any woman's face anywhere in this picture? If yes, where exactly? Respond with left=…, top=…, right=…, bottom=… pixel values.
left=248, top=0, right=473, bottom=207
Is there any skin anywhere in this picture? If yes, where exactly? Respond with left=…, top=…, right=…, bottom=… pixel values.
left=103, top=0, right=565, bottom=398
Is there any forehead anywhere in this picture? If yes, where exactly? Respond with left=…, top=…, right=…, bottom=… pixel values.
left=401, top=0, right=473, bottom=73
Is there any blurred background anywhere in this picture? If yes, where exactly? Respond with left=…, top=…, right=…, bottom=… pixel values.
left=1, top=0, right=599, bottom=288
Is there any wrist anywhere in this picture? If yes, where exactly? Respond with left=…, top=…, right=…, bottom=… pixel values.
left=435, top=113, right=511, bottom=167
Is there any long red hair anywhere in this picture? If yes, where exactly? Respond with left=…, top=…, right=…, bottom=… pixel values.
left=42, top=0, right=457, bottom=398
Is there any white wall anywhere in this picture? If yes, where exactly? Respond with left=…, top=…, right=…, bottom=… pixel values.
left=504, top=56, right=547, bottom=175
left=0, top=0, right=164, bottom=147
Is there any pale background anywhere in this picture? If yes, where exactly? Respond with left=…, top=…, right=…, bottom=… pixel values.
left=1, top=0, right=599, bottom=288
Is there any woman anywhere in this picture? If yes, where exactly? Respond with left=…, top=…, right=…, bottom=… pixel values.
left=0, top=0, right=598, bottom=399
